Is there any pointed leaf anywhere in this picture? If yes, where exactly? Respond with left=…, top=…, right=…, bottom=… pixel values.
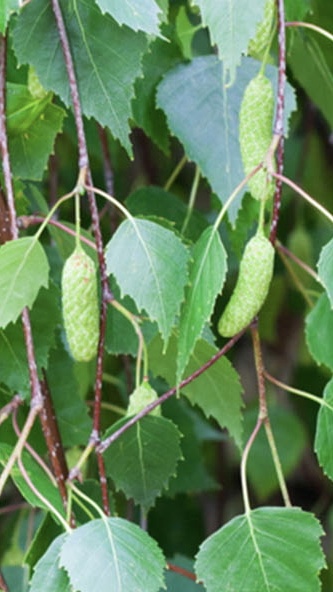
left=314, top=377, right=333, bottom=482
left=12, top=0, right=147, bottom=155
left=103, top=415, right=182, bottom=512
left=60, top=517, right=165, bottom=592
left=105, top=218, right=189, bottom=344
left=29, top=534, right=71, bottom=592
left=177, top=226, right=227, bottom=382
left=305, top=293, right=333, bottom=371
left=149, top=336, right=244, bottom=448
left=194, top=0, right=266, bottom=81
left=157, top=56, right=296, bottom=223
left=0, top=237, right=49, bottom=328
left=317, top=237, right=333, bottom=308
left=95, top=0, right=163, bottom=35
left=195, top=507, right=325, bottom=592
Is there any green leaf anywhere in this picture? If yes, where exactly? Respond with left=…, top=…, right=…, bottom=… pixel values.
left=195, top=507, right=326, bottom=591
left=29, top=534, right=71, bottom=592
left=0, top=0, right=19, bottom=33
left=164, top=398, right=218, bottom=496
left=243, top=403, right=307, bottom=500
left=6, top=82, right=52, bottom=134
left=0, top=237, right=49, bottom=328
left=288, top=30, right=333, bottom=130
left=317, top=237, right=333, bottom=308
left=12, top=0, right=147, bottom=155
left=8, top=101, right=65, bottom=181
left=132, top=37, right=182, bottom=152
left=103, top=415, right=182, bottom=512
left=284, top=0, right=311, bottom=20
left=95, top=0, right=163, bottom=35
left=0, top=284, right=60, bottom=398
left=149, top=336, right=244, bottom=448
left=305, top=293, right=333, bottom=371
left=0, top=444, right=65, bottom=516
left=314, top=377, right=333, bottom=482
left=46, top=342, right=92, bottom=447
left=126, top=186, right=208, bottom=242
left=193, top=0, right=266, bottom=81
left=157, top=56, right=296, bottom=224
left=177, top=226, right=227, bottom=382
left=105, top=218, right=189, bottom=345
left=163, top=554, right=205, bottom=591
left=60, top=517, right=166, bottom=592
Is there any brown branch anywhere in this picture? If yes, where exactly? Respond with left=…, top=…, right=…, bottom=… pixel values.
left=270, top=0, right=286, bottom=243
left=98, top=329, right=245, bottom=454
left=168, top=562, right=197, bottom=582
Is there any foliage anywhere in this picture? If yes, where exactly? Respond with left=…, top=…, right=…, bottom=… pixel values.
left=1, top=1, right=333, bottom=591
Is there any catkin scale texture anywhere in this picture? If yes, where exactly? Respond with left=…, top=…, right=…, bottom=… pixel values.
left=218, top=234, right=274, bottom=337
left=248, top=0, right=276, bottom=58
left=62, top=247, right=99, bottom=362
left=239, top=73, right=275, bottom=201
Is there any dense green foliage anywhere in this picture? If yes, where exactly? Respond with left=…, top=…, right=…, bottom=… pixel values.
left=1, top=1, right=333, bottom=591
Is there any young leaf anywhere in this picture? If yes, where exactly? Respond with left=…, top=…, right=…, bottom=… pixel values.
left=317, top=237, right=333, bottom=308
left=105, top=218, right=189, bottom=345
left=12, top=0, right=147, bottom=156
left=314, top=377, right=333, bottom=482
left=157, top=56, right=296, bottom=224
left=103, top=415, right=182, bottom=513
left=29, top=534, right=71, bottom=592
left=177, top=226, right=227, bottom=383
left=148, top=336, right=244, bottom=448
left=305, top=293, right=333, bottom=371
left=60, top=517, right=166, bottom=592
left=195, top=507, right=326, bottom=591
left=0, top=237, right=49, bottom=328
left=193, top=0, right=267, bottom=81
left=95, top=0, right=163, bottom=36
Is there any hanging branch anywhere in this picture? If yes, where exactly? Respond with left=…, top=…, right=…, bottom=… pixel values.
left=0, top=33, right=69, bottom=511
left=270, top=0, right=286, bottom=243
left=50, top=0, right=111, bottom=513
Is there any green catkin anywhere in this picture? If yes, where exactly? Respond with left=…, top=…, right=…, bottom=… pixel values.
left=239, top=72, right=275, bottom=202
left=218, top=233, right=275, bottom=337
left=126, top=382, right=161, bottom=417
left=248, top=0, right=276, bottom=58
left=62, top=246, right=99, bottom=362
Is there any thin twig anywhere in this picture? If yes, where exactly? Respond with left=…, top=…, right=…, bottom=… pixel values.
left=98, top=329, right=246, bottom=453
left=270, top=0, right=286, bottom=243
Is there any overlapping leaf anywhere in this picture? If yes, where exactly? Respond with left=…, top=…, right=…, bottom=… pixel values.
left=29, top=534, right=70, bottom=592
left=0, top=237, right=49, bottom=328
left=12, top=0, right=147, bottom=155
left=193, top=0, right=266, bottom=81
left=105, top=218, right=189, bottom=345
left=148, top=336, right=243, bottom=448
left=305, top=293, right=333, bottom=371
left=314, top=377, right=333, bottom=482
left=177, top=226, right=227, bottom=383
left=317, top=237, right=333, bottom=308
left=157, top=56, right=296, bottom=223
left=0, top=0, right=19, bottom=32
left=195, top=507, right=325, bottom=591
left=103, top=415, right=182, bottom=512
left=60, top=518, right=165, bottom=592
left=95, top=0, right=163, bottom=35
